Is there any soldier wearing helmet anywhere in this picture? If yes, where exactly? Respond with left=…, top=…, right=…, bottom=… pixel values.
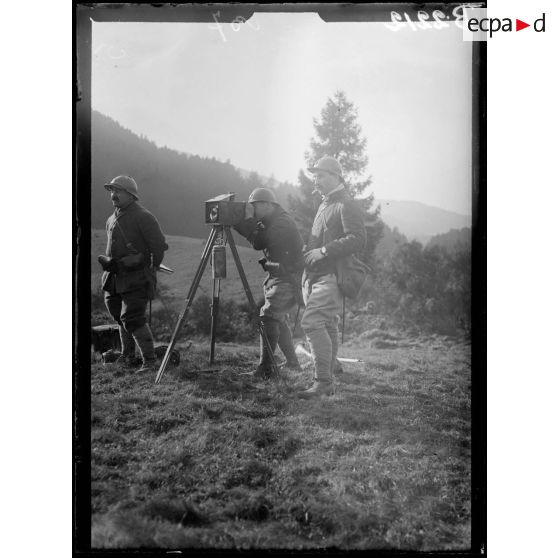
left=233, top=187, right=304, bottom=379
left=299, top=156, right=366, bottom=399
left=98, top=175, right=168, bottom=373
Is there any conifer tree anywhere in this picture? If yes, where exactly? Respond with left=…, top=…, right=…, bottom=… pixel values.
left=289, top=90, right=383, bottom=262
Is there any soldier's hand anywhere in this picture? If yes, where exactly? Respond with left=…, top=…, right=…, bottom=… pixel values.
left=303, top=248, right=326, bottom=268
left=98, top=255, right=118, bottom=273
left=264, top=261, right=280, bottom=273
left=244, top=203, right=255, bottom=220
left=258, top=257, right=279, bottom=273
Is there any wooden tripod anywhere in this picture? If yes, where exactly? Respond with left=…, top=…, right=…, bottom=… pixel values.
left=154, top=225, right=279, bottom=384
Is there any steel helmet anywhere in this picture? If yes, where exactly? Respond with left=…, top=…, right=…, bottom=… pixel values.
left=307, top=155, right=343, bottom=179
left=104, top=175, right=139, bottom=199
left=248, top=187, right=278, bottom=205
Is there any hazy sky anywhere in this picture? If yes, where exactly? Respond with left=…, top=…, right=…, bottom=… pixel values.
left=92, top=13, right=472, bottom=215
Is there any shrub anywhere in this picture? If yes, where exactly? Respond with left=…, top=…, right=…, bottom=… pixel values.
left=358, top=242, right=471, bottom=336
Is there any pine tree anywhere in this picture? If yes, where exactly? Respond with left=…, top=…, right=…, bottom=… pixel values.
left=289, top=90, right=383, bottom=262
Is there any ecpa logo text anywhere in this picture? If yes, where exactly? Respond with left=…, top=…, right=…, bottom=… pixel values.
left=468, top=12, right=545, bottom=37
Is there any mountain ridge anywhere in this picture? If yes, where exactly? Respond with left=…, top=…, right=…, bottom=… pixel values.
left=377, top=199, right=472, bottom=244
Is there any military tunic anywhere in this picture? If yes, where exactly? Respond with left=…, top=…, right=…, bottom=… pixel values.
left=234, top=206, right=303, bottom=320
left=102, top=201, right=168, bottom=333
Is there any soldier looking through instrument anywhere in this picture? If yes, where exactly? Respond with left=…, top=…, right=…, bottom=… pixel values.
left=233, top=187, right=304, bottom=379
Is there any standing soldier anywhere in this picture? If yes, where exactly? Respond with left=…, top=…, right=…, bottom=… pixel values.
left=299, top=156, right=366, bottom=398
left=98, top=175, right=168, bottom=373
left=234, top=188, right=304, bottom=379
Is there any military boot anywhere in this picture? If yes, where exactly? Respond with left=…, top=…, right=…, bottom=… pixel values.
left=254, top=319, right=279, bottom=379
left=135, top=356, right=158, bottom=373
left=114, top=325, right=137, bottom=368
left=278, top=320, right=302, bottom=372
left=132, top=324, right=157, bottom=373
left=325, top=322, right=340, bottom=375
left=298, top=380, right=335, bottom=399
left=304, top=326, right=334, bottom=384
left=332, top=359, right=344, bottom=376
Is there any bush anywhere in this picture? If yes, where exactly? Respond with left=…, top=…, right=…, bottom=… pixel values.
left=357, top=242, right=471, bottom=336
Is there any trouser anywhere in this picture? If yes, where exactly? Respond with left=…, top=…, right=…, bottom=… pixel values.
left=104, top=286, right=149, bottom=333
left=258, top=318, right=300, bottom=368
left=259, top=279, right=300, bottom=367
left=119, top=325, right=136, bottom=358
left=300, top=273, right=342, bottom=384
left=104, top=287, right=155, bottom=361
left=277, top=320, right=298, bottom=364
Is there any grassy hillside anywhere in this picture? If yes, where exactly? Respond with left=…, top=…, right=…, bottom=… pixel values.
left=92, top=229, right=267, bottom=304
left=91, top=332, right=471, bottom=550
left=91, top=111, right=296, bottom=239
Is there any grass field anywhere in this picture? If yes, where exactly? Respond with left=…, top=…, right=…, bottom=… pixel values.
left=90, top=329, right=472, bottom=550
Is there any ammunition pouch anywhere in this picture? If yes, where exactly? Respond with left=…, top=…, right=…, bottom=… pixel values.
left=335, top=255, right=369, bottom=300
left=119, top=252, right=145, bottom=270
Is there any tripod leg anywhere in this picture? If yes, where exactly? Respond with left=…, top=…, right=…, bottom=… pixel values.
left=256, top=321, right=280, bottom=378
left=155, top=228, right=217, bottom=384
left=209, top=277, right=221, bottom=364
left=224, top=227, right=257, bottom=307
left=224, top=227, right=280, bottom=378
left=341, top=294, right=345, bottom=345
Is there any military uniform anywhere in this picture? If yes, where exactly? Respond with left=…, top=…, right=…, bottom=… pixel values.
left=301, top=184, right=366, bottom=389
left=102, top=200, right=168, bottom=366
left=234, top=206, right=304, bottom=374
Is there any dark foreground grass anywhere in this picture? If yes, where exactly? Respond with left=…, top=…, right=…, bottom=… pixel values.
left=90, top=332, right=471, bottom=550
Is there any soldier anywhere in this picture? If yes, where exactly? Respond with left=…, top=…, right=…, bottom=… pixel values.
left=98, top=175, right=168, bottom=373
left=299, top=156, right=366, bottom=398
left=234, top=188, right=304, bottom=379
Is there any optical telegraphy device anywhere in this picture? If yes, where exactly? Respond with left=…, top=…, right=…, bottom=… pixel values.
left=205, top=193, right=246, bottom=226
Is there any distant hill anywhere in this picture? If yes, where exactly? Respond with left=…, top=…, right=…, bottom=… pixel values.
left=377, top=200, right=471, bottom=244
